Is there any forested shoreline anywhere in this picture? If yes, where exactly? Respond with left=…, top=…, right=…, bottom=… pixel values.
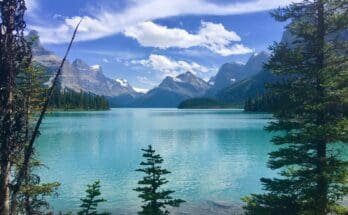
left=49, top=88, right=109, bottom=111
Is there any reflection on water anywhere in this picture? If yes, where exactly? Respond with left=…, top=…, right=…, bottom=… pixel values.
left=37, top=109, right=277, bottom=212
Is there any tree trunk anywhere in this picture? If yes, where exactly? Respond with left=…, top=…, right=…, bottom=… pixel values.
left=315, top=1, right=328, bottom=214
left=0, top=161, right=11, bottom=215
left=0, top=86, right=14, bottom=215
left=317, top=141, right=328, bottom=215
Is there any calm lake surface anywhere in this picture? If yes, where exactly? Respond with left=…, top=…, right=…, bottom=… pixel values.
left=37, top=108, right=277, bottom=213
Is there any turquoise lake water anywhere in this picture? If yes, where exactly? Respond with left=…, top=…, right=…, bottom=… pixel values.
left=36, top=108, right=277, bottom=213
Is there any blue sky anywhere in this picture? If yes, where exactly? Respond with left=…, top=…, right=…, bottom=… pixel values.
left=25, top=0, right=298, bottom=92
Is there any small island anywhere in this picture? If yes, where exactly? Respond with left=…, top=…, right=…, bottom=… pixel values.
left=178, top=98, right=236, bottom=109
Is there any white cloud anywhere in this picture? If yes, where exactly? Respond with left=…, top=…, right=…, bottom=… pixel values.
left=213, top=44, right=253, bottom=56
left=124, top=21, right=251, bottom=56
left=102, top=58, right=109, bottom=63
left=115, top=78, right=129, bottom=87
left=133, top=87, right=149, bottom=93
left=90, top=65, right=101, bottom=71
left=124, top=21, right=203, bottom=49
left=29, top=0, right=301, bottom=44
left=136, top=76, right=158, bottom=87
left=131, top=54, right=212, bottom=77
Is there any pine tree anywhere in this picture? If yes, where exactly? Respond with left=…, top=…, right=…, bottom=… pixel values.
left=48, top=89, right=109, bottom=111
left=15, top=158, right=60, bottom=214
left=243, top=1, right=348, bottom=215
left=134, top=145, right=185, bottom=215
left=78, top=180, right=109, bottom=215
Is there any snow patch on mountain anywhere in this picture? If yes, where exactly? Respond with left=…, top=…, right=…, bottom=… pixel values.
left=28, top=30, right=138, bottom=98
left=115, top=78, right=129, bottom=87
left=90, top=65, right=102, bottom=72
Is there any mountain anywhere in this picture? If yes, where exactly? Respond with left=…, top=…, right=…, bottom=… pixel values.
left=130, top=51, right=272, bottom=108
left=29, top=30, right=140, bottom=100
left=206, top=51, right=270, bottom=96
left=131, top=72, right=210, bottom=107
left=216, top=69, right=280, bottom=104
left=208, top=62, right=244, bottom=90
left=71, top=59, right=138, bottom=97
left=243, top=51, right=270, bottom=76
left=214, top=30, right=305, bottom=106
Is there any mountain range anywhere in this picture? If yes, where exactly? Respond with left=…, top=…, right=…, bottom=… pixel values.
left=30, top=31, right=141, bottom=102
left=130, top=72, right=210, bottom=107
left=206, top=51, right=270, bottom=98
left=30, top=29, right=277, bottom=108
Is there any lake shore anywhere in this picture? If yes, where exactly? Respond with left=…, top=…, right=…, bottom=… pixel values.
left=170, top=200, right=243, bottom=215
left=101, top=200, right=244, bottom=215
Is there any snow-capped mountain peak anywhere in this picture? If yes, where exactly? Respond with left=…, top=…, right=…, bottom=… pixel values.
left=90, top=65, right=102, bottom=72
left=28, top=30, right=138, bottom=98
left=115, top=78, right=129, bottom=87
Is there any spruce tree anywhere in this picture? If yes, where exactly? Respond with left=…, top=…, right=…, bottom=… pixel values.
left=78, top=180, right=109, bottom=215
left=243, top=1, right=348, bottom=215
left=134, top=145, right=185, bottom=215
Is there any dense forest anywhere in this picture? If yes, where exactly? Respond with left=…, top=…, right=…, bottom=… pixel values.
left=178, top=98, right=233, bottom=109
left=244, top=94, right=282, bottom=112
left=49, top=88, right=109, bottom=111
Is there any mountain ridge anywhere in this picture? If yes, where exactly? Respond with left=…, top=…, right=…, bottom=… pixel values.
left=130, top=72, right=210, bottom=107
left=206, top=51, right=270, bottom=96
left=28, top=29, right=279, bottom=108
left=29, top=30, right=140, bottom=99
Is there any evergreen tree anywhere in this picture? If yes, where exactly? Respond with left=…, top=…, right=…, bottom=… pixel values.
left=134, top=145, right=185, bottom=215
left=243, top=1, right=348, bottom=215
left=13, top=65, right=60, bottom=214
left=78, top=180, right=109, bottom=215
left=48, top=89, right=109, bottom=111
left=16, top=159, right=60, bottom=214
left=0, top=1, right=80, bottom=212
left=0, top=0, right=31, bottom=213
left=244, top=93, right=284, bottom=112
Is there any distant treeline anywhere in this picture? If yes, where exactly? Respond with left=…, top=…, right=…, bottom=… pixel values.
left=178, top=97, right=234, bottom=109
left=49, top=88, right=109, bottom=110
left=244, top=94, right=280, bottom=112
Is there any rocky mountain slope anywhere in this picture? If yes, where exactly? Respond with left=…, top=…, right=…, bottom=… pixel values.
left=29, top=31, right=139, bottom=99
left=131, top=72, right=210, bottom=107
left=216, top=69, right=279, bottom=104
left=206, top=51, right=270, bottom=96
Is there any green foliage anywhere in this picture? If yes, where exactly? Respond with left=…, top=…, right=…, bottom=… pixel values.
left=14, top=65, right=61, bottom=214
left=17, top=65, right=47, bottom=112
left=244, top=93, right=285, bottom=112
left=16, top=159, right=60, bottom=214
left=134, top=145, right=185, bottom=215
left=78, top=180, right=109, bottom=215
left=49, top=88, right=109, bottom=111
left=243, top=1, right=348, bottom=215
